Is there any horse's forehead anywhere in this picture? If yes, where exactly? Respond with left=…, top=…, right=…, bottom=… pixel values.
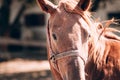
left=54, top=8, right=69, bottom=20
left=50, top=9, right=80, bottom=27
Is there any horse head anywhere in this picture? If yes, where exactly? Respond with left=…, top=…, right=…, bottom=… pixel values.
left=37, top=0, right=93, bottom=80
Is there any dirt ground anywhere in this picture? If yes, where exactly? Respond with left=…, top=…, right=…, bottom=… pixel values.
left=0, top=59, right=53, bottom=80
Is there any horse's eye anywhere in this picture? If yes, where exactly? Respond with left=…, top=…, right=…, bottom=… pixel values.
left=52, top=33, right=57, bottom=40
left=88, top=34, right=91, bottom=38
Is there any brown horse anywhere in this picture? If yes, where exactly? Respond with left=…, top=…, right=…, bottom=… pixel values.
left=37, top=0, right=120, bottom=80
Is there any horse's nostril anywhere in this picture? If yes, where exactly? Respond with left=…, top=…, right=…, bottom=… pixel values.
left=52, top=33, right=57, bottom=40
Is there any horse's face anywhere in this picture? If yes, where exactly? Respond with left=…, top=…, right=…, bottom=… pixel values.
left=37, top=0, right=91, bottom=80
left=49, top=7, right=89, bottom=53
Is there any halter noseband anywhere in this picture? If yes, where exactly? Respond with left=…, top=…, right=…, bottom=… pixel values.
left=49, top=50, right=87, bottom=65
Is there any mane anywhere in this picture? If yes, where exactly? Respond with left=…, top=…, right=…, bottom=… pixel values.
left=59, top=0, right=120, bottom=70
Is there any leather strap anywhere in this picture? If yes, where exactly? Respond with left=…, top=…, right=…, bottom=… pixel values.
left=49, top=50, right=87, bottom=65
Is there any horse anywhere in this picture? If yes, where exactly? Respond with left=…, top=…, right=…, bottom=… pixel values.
left=37, top=0, right=120, bottom=80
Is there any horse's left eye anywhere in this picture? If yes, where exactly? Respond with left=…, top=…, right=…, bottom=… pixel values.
left=52, top=33, right=57, bottom=40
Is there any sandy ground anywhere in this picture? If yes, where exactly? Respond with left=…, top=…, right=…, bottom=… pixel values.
left=0, top=59, right=53, bottom=80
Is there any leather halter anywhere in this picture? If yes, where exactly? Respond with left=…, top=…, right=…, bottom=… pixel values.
left=49, top=50, right=87, bottom=65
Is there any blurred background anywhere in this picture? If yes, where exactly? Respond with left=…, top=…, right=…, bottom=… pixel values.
left=0, top=0, right=120, bottom=80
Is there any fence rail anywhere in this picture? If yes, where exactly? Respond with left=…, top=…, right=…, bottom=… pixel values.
left=0, top=37, right=46, bottom=47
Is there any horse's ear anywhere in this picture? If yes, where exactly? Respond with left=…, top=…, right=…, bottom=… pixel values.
left=77, top=0, right=91, bottom=11
left=37, top=0, right=56, bottom=14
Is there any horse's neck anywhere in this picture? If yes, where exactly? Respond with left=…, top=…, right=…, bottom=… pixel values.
left=86, top=33, right=120, bottom=80
left=88, top=32, right=120, bottom=67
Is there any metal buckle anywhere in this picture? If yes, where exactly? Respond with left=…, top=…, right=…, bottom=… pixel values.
left=50, top=54, right=56, bottom=63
